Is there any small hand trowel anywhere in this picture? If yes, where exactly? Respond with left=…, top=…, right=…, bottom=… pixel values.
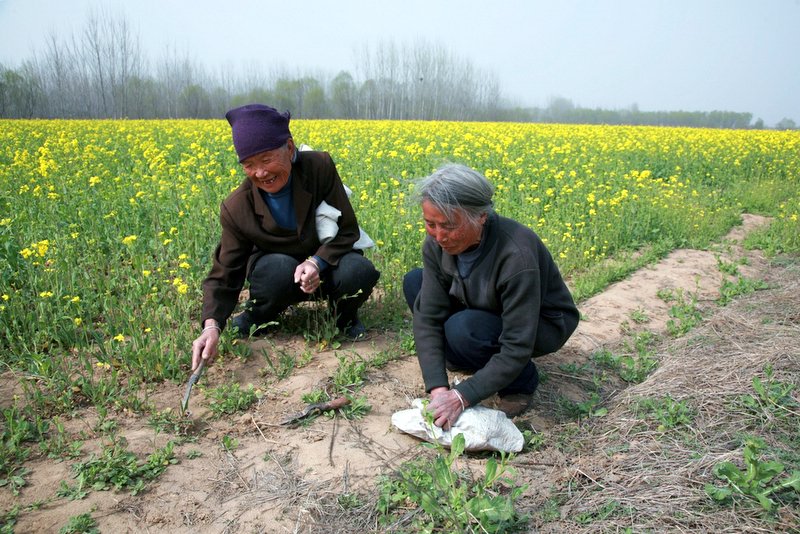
left=180, top=359, right=205, bottom=416
left=280, top=395, right=351, bottom=425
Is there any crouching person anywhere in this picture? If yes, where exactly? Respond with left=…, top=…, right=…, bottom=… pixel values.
left=191, top=104, right=380, bottom=371
left=403, top=164, right=578, bottom=428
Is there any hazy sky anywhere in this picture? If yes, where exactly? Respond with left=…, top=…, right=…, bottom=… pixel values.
left=1, top=0, right=798, bottom=125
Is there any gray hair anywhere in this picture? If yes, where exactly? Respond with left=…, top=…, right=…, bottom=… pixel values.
left=414, top=164, right=494, bottom=225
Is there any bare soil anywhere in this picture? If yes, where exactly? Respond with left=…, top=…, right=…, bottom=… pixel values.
left=3, top=213, right=799, bottom=533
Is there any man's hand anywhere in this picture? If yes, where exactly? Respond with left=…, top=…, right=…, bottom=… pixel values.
left=294, top=259, right=320, bottom=294
left=191, top=322, right=220, bottom=371
left=428, top=386, right=469, bottom=430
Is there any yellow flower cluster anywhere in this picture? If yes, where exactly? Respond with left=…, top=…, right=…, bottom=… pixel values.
left=0, top=117, right=797, bottom=350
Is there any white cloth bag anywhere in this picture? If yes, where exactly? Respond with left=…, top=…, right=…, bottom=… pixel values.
left=302, top=140, right=375, bottom=249
left=391, top=398, right=524, bottom=453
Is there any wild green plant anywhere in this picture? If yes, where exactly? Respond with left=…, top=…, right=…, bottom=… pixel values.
left=66, top=437, right=177, bottom=496
left=56, top=479, right=89, bottom=501
left=58, top=511, right=99, bottom=534
left=737, top=364, right=798, bottom=424
left=661, top=288, right=703, bottom=336
left=1, top=505, right=19, bottom=533
left=0, top=403, right=48, bottom=495
left=147, top=408, right=192, bottom=435
left=39, top=417, right=83, bottom=461
left=745, top=214, right=800, bottom=256
left=260, top=345, right=298, bottom=380
left=337, top=493, right=362, bottom=510
left=297, top=389, right=372, bottom=423
left=656, top=287, right=677, bottom=302
left=332, top=353, right=369, bottom=394
left=221, top=435, right=239, bottom=452
left=591, top=332, right=658, bottom=384
left=520, top=428, right=546, bottom=452
left=634, top=395, right=695, bottom=432
left=715, top=254, right=742, bottom=276
left=367, top=337, right=408, bottom=368
left=717, top=276, right=769, bottom=306
left=705, top=437, right=800, bottom=511
left=399, top=328, right=416, bottom=354
left=303, top=302, right=342, bottom=350
left=339, top=394, right=371, bottom=420
left=574, top=499, right=630, bottom=524
left=558, top=361, right=590, bottom=375
left=557, top=392, right=608, bottom=421
left=205, top=382, right=261, bottom=417
left=376, top=432, right=528, bottom=532
left=629, top=307, right=650, bottom=324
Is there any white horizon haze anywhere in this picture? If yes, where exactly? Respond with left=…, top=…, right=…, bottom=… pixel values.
left=0, top=0, right=798, bottom=126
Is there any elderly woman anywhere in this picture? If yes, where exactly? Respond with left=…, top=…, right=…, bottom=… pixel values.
left=191, top=104, right=380, bottom=371
left=403, top=164, right=579, bottom=428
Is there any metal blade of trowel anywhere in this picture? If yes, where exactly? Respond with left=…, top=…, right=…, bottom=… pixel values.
left=180, top=359, right=205, bottom=415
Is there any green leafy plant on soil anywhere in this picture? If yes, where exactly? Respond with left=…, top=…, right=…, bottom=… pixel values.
left=377, top=431, right=528, bottom=533
left=660, top=287, right=703, bottom=336
left=221, top=435, right=239, bottom=453
left=61, top=437, right=177, bottom=497
left=715, top=254, right=744, bottom=276
left=717, top=276, right=769, bottom=306
left=1, top=505, right=20, bottom=533
left=573, top=499, right=632, bottom=525
left=260, top=344, right=301, bottom=380
left=629, top=307, right=650, bottom=324
left=302, top=301, right=342, bottom=351
left=591, top=331, right=658, bottom=384
left=705, top=437, right=800, bottom=511
left=147, top=408, right=192, bottom=435
left=204, top=382, right=262, bottom=417
left=332, top=353, right=369, bottom=394
left=634, top=395, right=695, bottom=432
left=557, top=392, right=608, bottom=421
left=39, top=416, right=83, bottom=461
left=58, top=511, right=99, bottom=534
left=737, top=364, right=799, bottom=424
left=0, top=404, right=48, bottom=495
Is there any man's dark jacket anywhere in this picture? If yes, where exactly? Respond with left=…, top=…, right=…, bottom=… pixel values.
left=201, top=150, right=358, bottom=328
left=413, top=213, right=579, bottom=406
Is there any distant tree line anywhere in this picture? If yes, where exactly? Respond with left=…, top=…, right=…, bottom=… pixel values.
left=0, top=10, right=794, bottom=129
left=499, top=98, right=761, bottom=129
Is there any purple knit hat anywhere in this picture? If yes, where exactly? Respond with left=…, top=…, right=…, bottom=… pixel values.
left=225, top=104, right=292, bottom=162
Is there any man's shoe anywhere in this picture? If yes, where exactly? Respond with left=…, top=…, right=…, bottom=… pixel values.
left=342, top=319, right=368, bottom=342
left=496, top=393, right=535, bottom=418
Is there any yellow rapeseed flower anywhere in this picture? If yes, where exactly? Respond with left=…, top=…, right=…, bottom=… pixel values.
left=122, top=235, right=137, bottom=245
left=36, top=240, right=49, bottom=257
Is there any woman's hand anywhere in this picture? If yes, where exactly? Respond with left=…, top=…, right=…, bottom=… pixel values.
left=428, top=386, right=469, bottom=430
left=294, top=259, right=321, bottom=294
left=191, top=322, right=220, bottom=371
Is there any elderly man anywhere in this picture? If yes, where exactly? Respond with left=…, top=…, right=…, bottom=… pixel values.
left=404, top=163, right=579, bottom=426
left=191, top=104, right=380, bottom=370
